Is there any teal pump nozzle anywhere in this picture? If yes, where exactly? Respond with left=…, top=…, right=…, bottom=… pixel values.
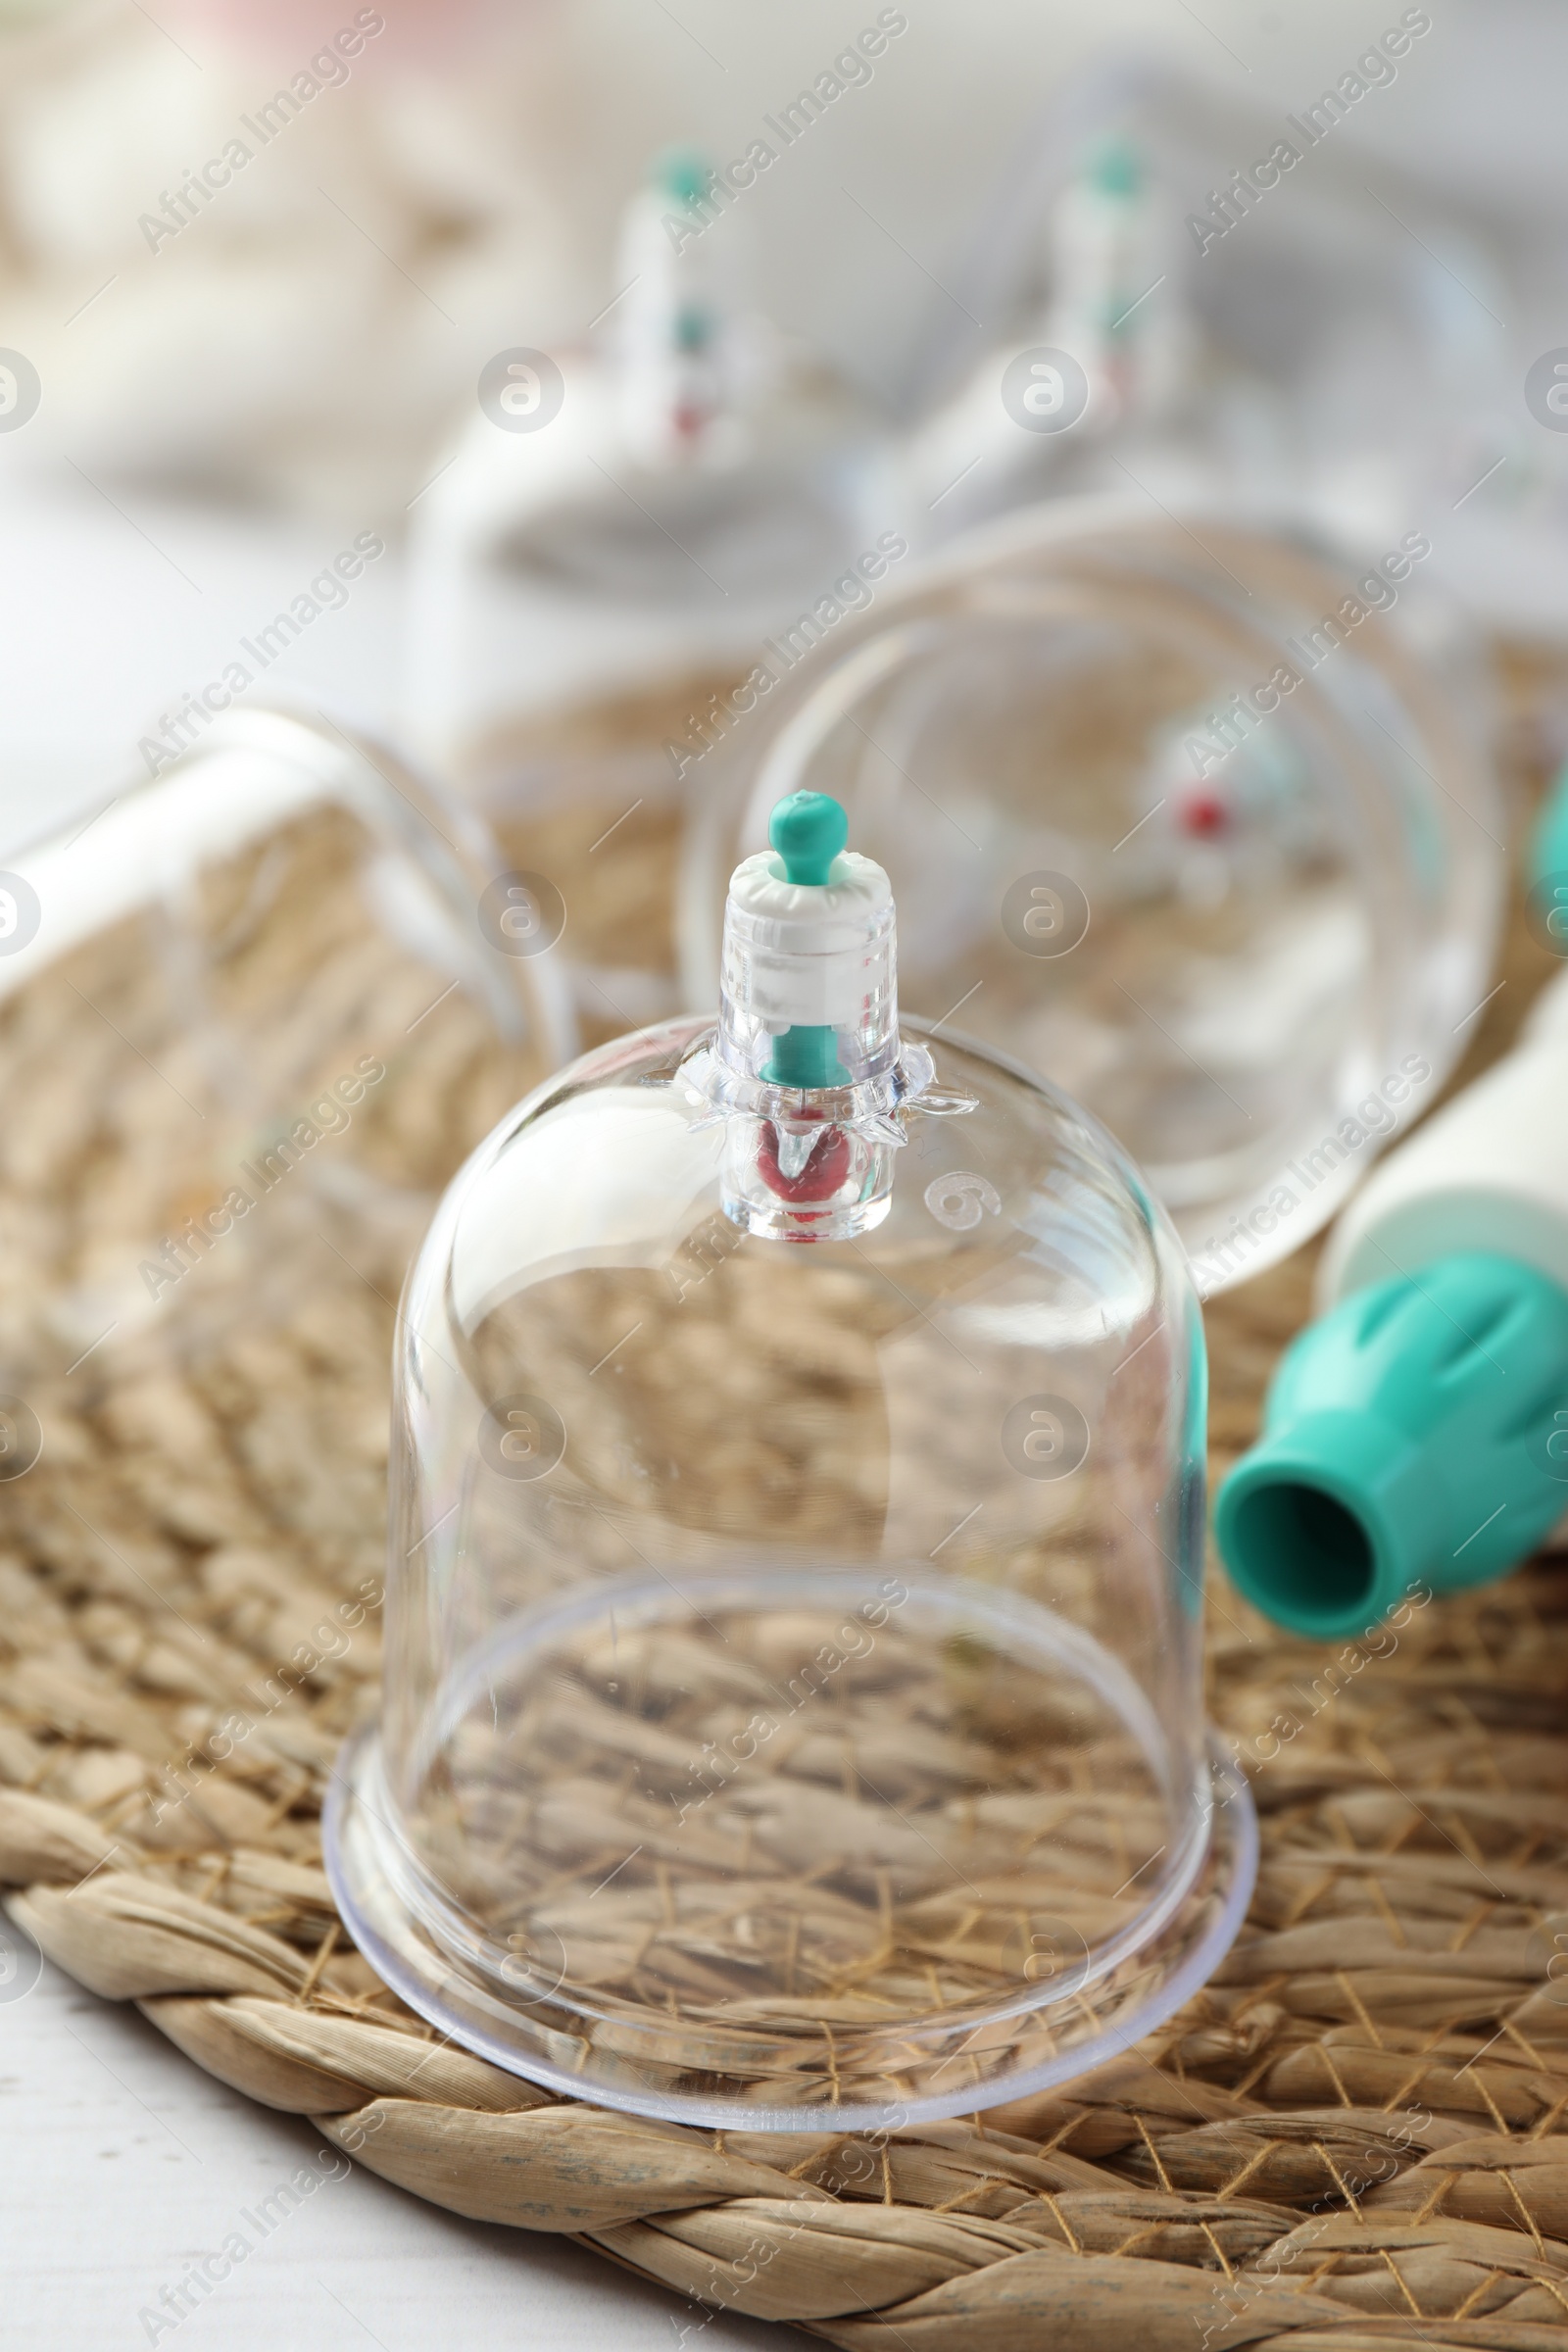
left=763, top=793, right=850, bottom=1089
left=1215, top=1252, right=1568, bottom=1638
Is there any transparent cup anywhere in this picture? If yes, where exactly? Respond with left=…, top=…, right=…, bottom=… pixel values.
left=0, top=703, right=559, bottom=1381
left=678, top=501, right=1502, bottom=1291
left=326, top=801, right=1256, bottom=2128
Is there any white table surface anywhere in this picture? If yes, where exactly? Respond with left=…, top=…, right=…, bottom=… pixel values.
left=3, top=1948, right=816, bottom=2350
left=0, top=462, right=412, bottom=855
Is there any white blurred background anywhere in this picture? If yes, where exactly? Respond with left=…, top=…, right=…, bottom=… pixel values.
left=2, top=0, right=1567, bottom=835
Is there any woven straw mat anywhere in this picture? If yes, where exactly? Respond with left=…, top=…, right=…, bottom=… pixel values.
left=4, top=700, right=1568, bottom=2352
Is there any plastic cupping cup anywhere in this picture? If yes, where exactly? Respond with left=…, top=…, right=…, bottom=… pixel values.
left=678, top=500, right=1500, bottom=1293
left=325, top=790, right=1256, bottom=2129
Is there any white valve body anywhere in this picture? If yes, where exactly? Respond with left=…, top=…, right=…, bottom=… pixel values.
left=1320, top=965, right=1568, bottom=1304
left=725, top=849, right=894, bottom=1032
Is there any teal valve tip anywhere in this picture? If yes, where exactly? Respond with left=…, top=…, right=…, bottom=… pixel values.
left=1214, top=1251, right=1568, bottom=1640
left=1087, top=134, right=1142, bottom=197
left=657, top=146, right=711, bottom=207
left=769, top=792, right=848, bottom=888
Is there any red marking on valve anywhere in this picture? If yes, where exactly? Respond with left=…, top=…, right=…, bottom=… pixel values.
left=757, top=1120, right=852, bottom=1202
left=1177, top=788, right=1230, bottom=837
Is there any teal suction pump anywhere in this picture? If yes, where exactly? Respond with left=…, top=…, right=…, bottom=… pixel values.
left=1215, top=966, right=1568, bottom=1637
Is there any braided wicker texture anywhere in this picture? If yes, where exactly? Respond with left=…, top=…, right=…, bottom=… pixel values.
left=3, top=682, right=1568, bottom=2349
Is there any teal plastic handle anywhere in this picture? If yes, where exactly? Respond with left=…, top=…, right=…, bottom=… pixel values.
left=1214, top=1251, right=1568, bottom=1637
